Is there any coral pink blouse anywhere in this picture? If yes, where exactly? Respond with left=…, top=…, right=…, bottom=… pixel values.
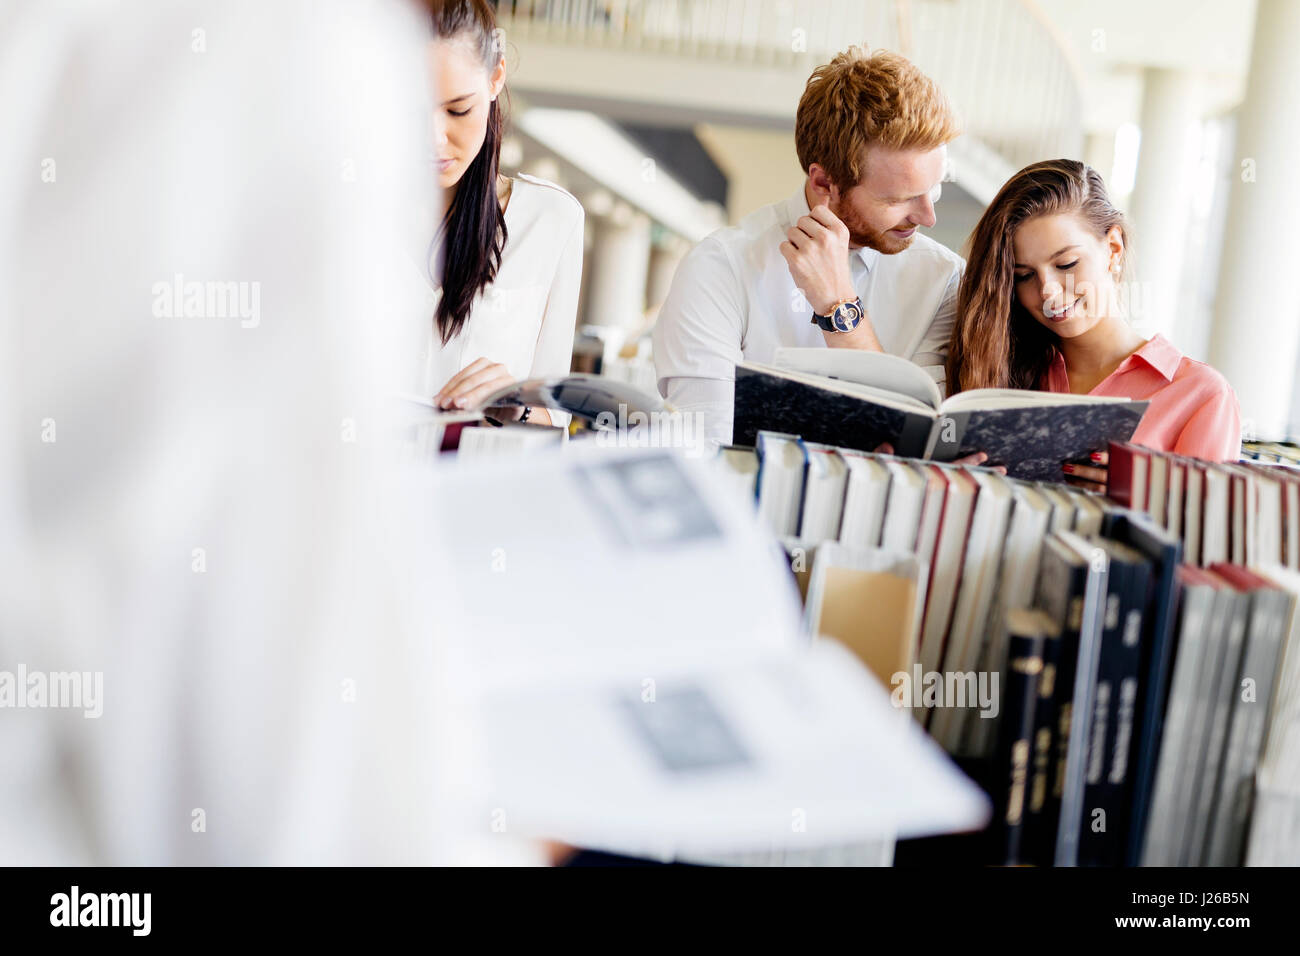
left=1041, top=334, right=1242, bottom=462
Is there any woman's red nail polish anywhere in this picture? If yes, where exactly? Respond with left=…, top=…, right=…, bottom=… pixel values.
left=1090, top=452, right=1104, bottom=463
left=1063, top=464, right=1075, bottom=473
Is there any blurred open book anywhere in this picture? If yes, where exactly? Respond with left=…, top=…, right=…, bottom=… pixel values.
left=427, top=445, right=990, bottom=860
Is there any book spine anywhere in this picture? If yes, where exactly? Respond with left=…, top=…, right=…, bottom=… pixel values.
left=1230, top=474, right=1246, bottom=565
left=1140, top=582, right=1209, bottom=865
left=1205, top=591, right=1280, bottom=865
left=1054, top=555, right=1109, bottom=867
left=1045, top=590, right=1085, bottom=862
left=1075, top=572, right=1121, bottom=866
left=1021, top=626, right=1062, bottom=866
left=1124, top=548, right=1182, bottom=866
left=1182, top=589, right=1247, bottom=865
left=1107, top=442, right=1135, bottom=509
left=1041, top=594, right=1083, bottom=864
left=990, top=629, right=1045, bottom=865
left=1078, top=559, right=1149, bottom=866
left=1026, top=576, right=1084, bottom=865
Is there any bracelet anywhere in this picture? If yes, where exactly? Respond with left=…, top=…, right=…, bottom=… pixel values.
left=519, top=405, right=531, bottom=424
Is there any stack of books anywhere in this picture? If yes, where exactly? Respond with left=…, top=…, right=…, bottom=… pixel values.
left=991, top=535, right=1300, bottom=868
left=1241, top=439, right=1300, bottom=465
left=715, top=433, right=1300, bottom=867
left=715, top=431, right=1122, bottom=754
left=1137, top=563, right=1296, bottom=865
left=988, top=518, right=1181, bottom=867
left=1109, top=441, right=1300, bottom=568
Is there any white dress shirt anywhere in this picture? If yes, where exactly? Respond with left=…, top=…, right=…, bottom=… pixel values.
left=652, top=184, right=965, bottom=445
left=419, top=173, right=585, bottom=419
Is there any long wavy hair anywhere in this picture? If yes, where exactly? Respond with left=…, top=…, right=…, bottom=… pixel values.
left=426, top=0, right=508, bottom=345
left=946, top=159, right=1130, bottom=393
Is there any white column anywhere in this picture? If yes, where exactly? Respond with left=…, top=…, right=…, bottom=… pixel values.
left=583, top=201, right=652, bottom=332
left=1207, top=0, right=1300, bottom=440
left=1128, top=68, right=1202, bottom=342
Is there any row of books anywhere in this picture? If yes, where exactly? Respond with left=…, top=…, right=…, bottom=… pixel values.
left=1108, top=441, right=1300, bottom=569
left=991, top=523, right=1299, bottom=867
left=401, top=409, right=567, bottom=460
left=715, top=433, right=1300, bottom=866
left=714, top=431, right=1124, bottom=757
left=1241, top=439, right=1300, bottom=464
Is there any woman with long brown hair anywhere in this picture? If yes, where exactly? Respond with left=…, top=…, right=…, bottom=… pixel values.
left=947, top=159, right=1240, bottom=490
left=423, top=0, right=584, bottom=425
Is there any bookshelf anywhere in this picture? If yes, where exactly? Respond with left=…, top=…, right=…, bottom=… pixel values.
left=418, top=393, right=1297, bottom=867
left=714, top=432, right=1299, bottom=867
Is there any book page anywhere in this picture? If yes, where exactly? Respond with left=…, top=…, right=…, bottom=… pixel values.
left=739, top=361, right=935, bottom=415
left=772, top=347, right=942, bottom=410
left=939, top=388, right=1138, bottom=413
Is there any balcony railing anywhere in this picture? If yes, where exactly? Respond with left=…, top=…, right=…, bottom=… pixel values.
left=497, top=0, right=1084, bottom=173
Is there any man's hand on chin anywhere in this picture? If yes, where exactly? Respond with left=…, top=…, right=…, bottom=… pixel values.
left=777, top=203, right=885, bottom=353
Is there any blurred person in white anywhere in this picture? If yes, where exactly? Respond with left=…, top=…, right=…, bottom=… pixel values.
left=0, top=0, right=537, bottom=865
left=421, top=0, right=584, bottom=427
left=652, top=48, right=967, bottom=447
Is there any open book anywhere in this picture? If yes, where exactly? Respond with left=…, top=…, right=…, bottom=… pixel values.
left=475, top=373, right=669, bottom=423
left=733, top=348, right=1149, bottom=481
left=431, top=445, right=991, bottom=859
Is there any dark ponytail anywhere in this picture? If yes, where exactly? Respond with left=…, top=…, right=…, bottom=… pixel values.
left=426, top=0, right=508, bottom=345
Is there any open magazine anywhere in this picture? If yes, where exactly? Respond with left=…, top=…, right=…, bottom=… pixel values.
left=733, top=348, right=1148, bottom=481
left=430, top=445, right=991, bottom=860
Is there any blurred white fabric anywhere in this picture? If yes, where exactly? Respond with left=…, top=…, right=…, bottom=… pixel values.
left=0, top=0, right=530, bottom=864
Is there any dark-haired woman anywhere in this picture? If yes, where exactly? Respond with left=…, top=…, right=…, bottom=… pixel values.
left=423, top=0, right=583, bottom=426
left=946, top=159, right=1240, bottom=491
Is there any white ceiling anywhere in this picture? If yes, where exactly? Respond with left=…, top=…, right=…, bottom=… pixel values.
left=1033, top=0, right=1258, bottom=129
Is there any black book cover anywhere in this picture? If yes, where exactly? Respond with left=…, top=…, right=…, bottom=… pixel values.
left=1102, top=513, right=1184, bottom=867
left=733, top=366, right=925, bottom=455
left=1049, top=536, right=1110, bottom=867
left=936, top=403, right=1147, bottom=482
left=732, top=365, right=1146, bottom=482
left=1025, top=539, right=1088, bottom=865
left=1021, top=621, right=1063, bottom=866
left=1076, top=541, right=1151, bottom=866
left=1043, top=597, right=1083, bottom=865
left=989, top=616, right=1047, bottom=865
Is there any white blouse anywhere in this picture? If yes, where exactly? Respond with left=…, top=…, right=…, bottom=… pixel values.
left=418, top=174, right=585, bottom=412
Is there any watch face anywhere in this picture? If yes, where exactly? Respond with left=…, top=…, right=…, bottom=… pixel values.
left=832, top=301, right=862, bottom=332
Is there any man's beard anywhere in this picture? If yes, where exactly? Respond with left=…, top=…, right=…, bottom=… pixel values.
left=833, top=202, right=914, bottom=255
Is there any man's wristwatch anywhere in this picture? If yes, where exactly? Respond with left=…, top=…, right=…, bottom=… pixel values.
left=811, top=296, right=864, bottom=333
